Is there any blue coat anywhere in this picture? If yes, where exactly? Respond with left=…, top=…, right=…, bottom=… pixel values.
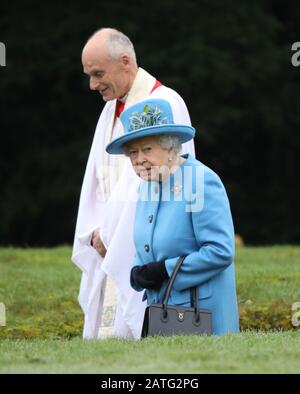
left=131, top=154, right=239, bottom=335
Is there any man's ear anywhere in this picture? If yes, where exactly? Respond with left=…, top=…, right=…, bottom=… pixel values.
left=120, top=53, right=131, bottom=66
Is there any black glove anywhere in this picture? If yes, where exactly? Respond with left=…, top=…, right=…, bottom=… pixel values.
left=131, top=261, right=169, bottom=290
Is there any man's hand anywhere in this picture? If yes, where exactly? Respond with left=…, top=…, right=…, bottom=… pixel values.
left=91, top=228, right=107, bottom=257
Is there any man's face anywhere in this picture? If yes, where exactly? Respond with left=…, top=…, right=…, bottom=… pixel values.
left=82, top=43, right=131, bottom=101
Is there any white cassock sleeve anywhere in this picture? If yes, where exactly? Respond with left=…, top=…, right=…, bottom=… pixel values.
left=71, top=105, right=111, bottom=338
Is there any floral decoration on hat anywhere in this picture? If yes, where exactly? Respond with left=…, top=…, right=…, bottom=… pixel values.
left=129, top=105, right=168, bottom=131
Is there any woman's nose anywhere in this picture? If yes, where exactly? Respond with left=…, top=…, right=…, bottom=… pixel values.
left=135, top=150, right=146, bottom=164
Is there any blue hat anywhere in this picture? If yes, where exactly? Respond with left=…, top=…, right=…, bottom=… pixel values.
left=105, top=98, right=195, bottom=154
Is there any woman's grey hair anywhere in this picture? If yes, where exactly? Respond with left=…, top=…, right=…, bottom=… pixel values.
left=124, top=134, right=182, bottom=156
left=93, top=28, right=137, bottom=65
left=158, top=135, right=182, bottom=155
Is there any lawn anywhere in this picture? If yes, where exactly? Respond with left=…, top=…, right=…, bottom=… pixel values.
left=0, top=245, right=300, bottom=373
left=0, top=331, right=300, bottom=374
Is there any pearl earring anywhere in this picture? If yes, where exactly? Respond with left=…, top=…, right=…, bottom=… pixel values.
left=168, top=157, right=172, bottom=162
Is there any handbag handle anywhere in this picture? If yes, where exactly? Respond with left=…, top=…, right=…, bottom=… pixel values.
left=161, top=256, right=200, bottom=320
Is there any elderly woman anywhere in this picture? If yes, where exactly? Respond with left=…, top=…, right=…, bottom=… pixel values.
left=106, top=99, right=239, bottom=335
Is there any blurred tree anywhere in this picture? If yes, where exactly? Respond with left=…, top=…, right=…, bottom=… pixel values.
left=0, top=0, right=299, bottom=245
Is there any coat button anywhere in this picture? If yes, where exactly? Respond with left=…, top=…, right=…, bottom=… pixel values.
left=148, top=215, right=153, bottom=223
left=144, top=244, right=150, bottom=252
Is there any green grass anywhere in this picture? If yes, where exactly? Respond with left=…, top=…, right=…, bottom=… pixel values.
left=0, top=246, right=84, bottom=339
left=0, top=331, right=299, bottom=373
left=0, top=245, right=300, bottom=339
left=235, top=246, right=300, bottom=330
left=0, top=245, right=300, bottom=373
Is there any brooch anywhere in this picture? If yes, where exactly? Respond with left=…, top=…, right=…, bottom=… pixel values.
left=171, top=183, right=183, bottom=197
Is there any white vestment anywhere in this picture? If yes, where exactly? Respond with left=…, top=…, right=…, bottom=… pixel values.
left=71, top=68, right=195, bottom=339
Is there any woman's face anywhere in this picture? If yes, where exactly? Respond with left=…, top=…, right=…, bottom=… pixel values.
left=125, top=136, right=174, bottom=182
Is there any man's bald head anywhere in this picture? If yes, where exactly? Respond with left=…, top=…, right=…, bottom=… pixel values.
left=82, top=28, right=138, bottom=101
left=82, top=28, right=137, bottom=66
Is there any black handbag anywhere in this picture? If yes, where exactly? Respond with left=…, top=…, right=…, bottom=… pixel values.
left=141, top=256, right=213, bottom=337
